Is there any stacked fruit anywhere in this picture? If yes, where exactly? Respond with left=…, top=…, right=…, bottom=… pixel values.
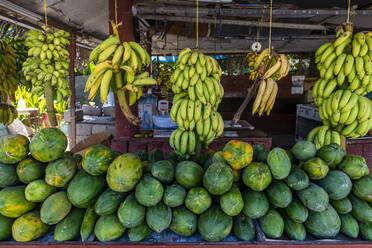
left=250, top=48, right=290, bottom=116
left=1, top=129, right=371, bottom=242
left=309, top=30, right=372, bottom=145
left=22, top=27, right=71, bottom=102
left=169, top=48, right=225, bottom=157
left=0, top=103, right=17, bottom=125
left=0, top=40, right=17, bottom=101
left=5, top=37, right=28, bottom=86
left=246, top=51, right=258, bottom=80
left=85, top=35, right=156, bottom=125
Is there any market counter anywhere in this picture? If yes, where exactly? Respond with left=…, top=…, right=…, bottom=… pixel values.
left=111, top=137, right=272, bottom=155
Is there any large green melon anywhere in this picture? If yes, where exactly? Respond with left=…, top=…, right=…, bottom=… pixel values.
left=303, top=157, right=329, bottom=180
left=128, top=221, right=152, bottom=241
left=317, top=143, right=345, bottom=169
left=82, top=144, right=115, bottom=175
left=169, top=206, right=197, bottom=237
left=135, top=175, right=164, bottom=207
left=80, top=206, right=98, bottom=242
left=349, top=194, right=372, bottom=222
left=0, top=214, right=13, bottom=241
left=163, top=184, right=186, bottom=208
left=25, top=179, right=56, bottom=202
left=242, top=189, right=269, bottom=219
left=12, top=211, right=49, bottom=242
left=284, top=166, right=309, bottom=191
left=94, top=188, right=124, bottom=216
left=259, top=208, right=284, bottom=239
left=338, top=155, right=370, bottom=180
left=220, top=184, right=244, bottom=216
left=29, top=128, right=67, bottom=162
left=242, top=162, right=272, bottom=191
left=0, top=186, right=36, bottom=218
left=0, top=162, right=19, bottom=187
left=284, top=217, right=306, bottom=241
left=151, top=160, right=175, bottom=183
left=360, top=221, right=372, bottom=240
left=106, top=153, right=143, bottom=192
left=305, top=205, right=341, bottom=239
left=185, top=187, right=212, bottom=214
left=94, top=214, right=126, bottom=241
left=330, top=198, right=352, bottom=214
left=291, top=140, right=317, bottom=161
left=0, top=134, right=29, bottom=164
left=45, top=157, right=77, bottom=187
left=175, top=161, right=203, bottom=189
left=352, top=175, right=372, bottom=202
left=203, top=162, right=233, bottom=195
left=222, top=140, right=253, bottom=170
left=318, top=170, right=352, bottom=200
left=16, top=157, right=44, bottom=184
left=54, top=208, right=85, bottom=241
left=285, top=198, right=308, bottom=223
left=296, top=183, right=329, bottom=212
left=118, top=193, right=145, bottom=228
left=40, top=191, right=72, bottom=225
left=267, top=147, right=291, bottom=180
left=265, top=180, right=292, bottom=208
left=146, top=202, right=172, bottom=233
left=340, top=213, right=359, bottom=238
left=233, top=214, right=255, bottom=241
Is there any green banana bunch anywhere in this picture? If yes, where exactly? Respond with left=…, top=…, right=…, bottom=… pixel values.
left=169, top=128, right=199, bottom=158
left=0, top=40, right=17, bottom=102
left=0, top=103, right=17, bottom=125
left=5, top=37, right=28, bottom=87
left=85, top=34, right=155, bottom=126
left=22, top=26, right=71, bottom=103
left=307, top=125, right=342, bottom=149
left=169, top=49, right=225, bottom=158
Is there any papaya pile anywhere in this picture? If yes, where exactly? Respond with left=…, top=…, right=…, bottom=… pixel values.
left=0, top=128, right=371, bottom=242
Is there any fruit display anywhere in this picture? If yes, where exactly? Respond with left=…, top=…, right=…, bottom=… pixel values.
left=309, top=30, right=372, bottom=145
left=5, top=37, right=28, bottom=86
left=169, top=48, right=225, bottom=157
left=249, top=48, right=290, bottom=116
left=0, top=103, right=17, bottom=125
left=0, top=128, right=371, bottom=242
left=85, top=34, right=156, bottom=125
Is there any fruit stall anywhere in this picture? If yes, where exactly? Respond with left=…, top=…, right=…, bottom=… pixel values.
left=0, top=0, right=371, bottom=247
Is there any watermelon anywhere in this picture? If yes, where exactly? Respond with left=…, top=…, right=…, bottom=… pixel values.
left=242, top=189, right=269, bottom=219
left=291, top=140, right=317, bottom=161
left=303, top=157, right=329, bottom=180
left=259, top=208, right=284, bottom=239
left=40, top=191, right=72, bottom=225
left=151, top=160, right=174, bottom=183
left=134, top=150, right=148, bottom=162
left=12, top=211, right=49, bottom=242
left=94, top=214, right=126, bottom=241
left=128, top=222, right=152, bottom=241
left=349, top=194, right=372, bottom=222
left=220, top=184, right=244, bottom=216
left=0, top=214, right=13, bottom=241
left=25, top=179, right=56, bottom=202
left=330, top=198, right=352, bottom=214
left=233, top=214, right=255, bottom=241
left=267, top=147, right=291, bottom=180
left=265, top=180, right=292, bottom=208
left=169, top=206, right=197, bottom=237
left=360, top=221, right=372, bottom=240
left=80, top=206, right=98, bottom=242
left=67, top=170, right=106, bottom=208
left=284, top=167, right=309, bottom=191
left=257, top=150, right=269, bottom=163
left=0, top=134, right=29, bottom=164
left=197, top=205, right=233, bottom=241
left=318, top=170, right=352, bottom=200
left=305, top=205, right=341, bottom=239
left=285, top=198, right=308, bottom=223
left=242, top=162, right=272, bottom=191
left=296, top=183, right=329, bottom=212
left=338, top=155, right=370, bottom=180
left=163, top=184, right=186, bottom=208
left=0, top=186, right=36, bottom=218
left=203, top=162, right=233, bottom=195
left=146, top=202, right=172, bottom=233
left=317, top=143, right=345, bottom=169
left=340, top=213, right=359, bottom=238
left=0, top=162, right=19, bottom=187
left=94, top=188, right=124, bottom=216
left=118, top=193, right=145, bottom=228
left=45, top=157, right=77, bottom=187
left=107, top=153, right=143, bottom=192
left=149, top=148, right=164, bottom=162
left=252, top=144, right=264, bottom=161
left=54, top=208, right=85, bottom=241
left=352, top=175, right=372, bottom=202
left=135, top=175, right=164, bottom=207
left=16, top=157, right=44, bottom=184
left=185, top=187, right=212, bottom=214
left=82, top=144, right=115, bottom=175
left=284, top=217, right=306, bottom=241
left=29, top=128, right=67, bottom=162
left=175, top=161, right=203, bottom=188
left=222, top=140, right=253, bottom=170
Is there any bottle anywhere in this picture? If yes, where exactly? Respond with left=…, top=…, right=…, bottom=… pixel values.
left=141, top=88, right=158, bottom=130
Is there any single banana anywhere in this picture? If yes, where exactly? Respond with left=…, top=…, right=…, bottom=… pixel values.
left=252, top=80, right=266, bottom=114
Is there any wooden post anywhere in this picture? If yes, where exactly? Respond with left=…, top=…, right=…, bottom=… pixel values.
left=109, top=0, right=139, bottom=137
left=68, top=34, right=76, bottom=146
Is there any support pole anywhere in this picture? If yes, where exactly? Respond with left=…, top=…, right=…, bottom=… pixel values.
left=68, top=34, right=76, bottom=146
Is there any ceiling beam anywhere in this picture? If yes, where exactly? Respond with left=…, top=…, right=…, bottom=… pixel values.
left=137, top=14, right=327, bottom=30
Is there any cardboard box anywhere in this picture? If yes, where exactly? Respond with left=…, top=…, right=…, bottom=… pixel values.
left=70, top=131, right=113, bottom=155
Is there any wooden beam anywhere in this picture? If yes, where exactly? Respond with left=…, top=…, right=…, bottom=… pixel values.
left=137, top=14, right=327, bottom=30
left=68, top=34, right=77, bottom=147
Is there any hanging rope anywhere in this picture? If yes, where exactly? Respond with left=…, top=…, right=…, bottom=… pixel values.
left=268, top=0, right=273, bottom=56
left=346, top=0, right=351, bottom=24
left=256, top=8, right=265, bottom=44
left=110, top=0, right=123, bottom=38
left=196, top=0, right=199, bottom=49
left=43, top=0, right=48, bottom=27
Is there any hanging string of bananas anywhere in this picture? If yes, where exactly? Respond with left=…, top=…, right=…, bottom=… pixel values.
left=308, top=28, right=372, bottom=148
left=22, top=26, right=71, bottom=102
left=250, top=48, right=290, bottom=116
left=5, top=37, right=28, bottom=87
left=85, top=30, right=156, bottom=125
left=169, top=48, right=225, bottom=158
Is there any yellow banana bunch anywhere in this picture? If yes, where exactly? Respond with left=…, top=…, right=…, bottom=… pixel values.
left=0, top=40, right=17, bottom=102
left=307, top=125, right=342, bottom=149
left=252, top=78, right=278, bottom=116
left=5, top=37, right=28, bottom=87
left=0, top=103, right=17, bottom=125
left=85, top=34, right=155, bottom=125
left=22, top=27, right=71, bottom=103
left=169, top=49, right=224, bottom=157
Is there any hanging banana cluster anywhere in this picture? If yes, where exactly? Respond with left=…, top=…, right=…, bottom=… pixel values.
left=250, top=49, right=289, bottom=116
left=169, top=48, right=225, bottom=158
left=313, top=31, right=372, bottom=106
left=5, top=37, right=28, bottom=86
left=246, top=51, right=258, bottom=80
left=0, top=103, right=17, bottom=125
left=0, top=40, right=17, bottom=102
left=85, top=35, right=156, bottom=125
left=22, top=27, right=71, bottom=102
left=307, top=125, right=342, bottom=149
left=309, top=29, right=372, bottom=144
